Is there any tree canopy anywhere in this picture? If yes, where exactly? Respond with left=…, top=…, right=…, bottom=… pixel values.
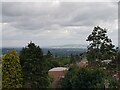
left=2, top=50, right=23, bottom=88
left=20, top=42, right=50, bottom=88
left=61, top=65, right=120, bottom=88
left=86, top=26, right=116, bottom=60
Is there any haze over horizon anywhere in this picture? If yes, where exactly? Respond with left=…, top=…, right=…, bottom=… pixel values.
left=1, top=1, right=118, bottom=47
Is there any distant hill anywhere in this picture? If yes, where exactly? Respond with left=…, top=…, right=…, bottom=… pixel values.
left=2, top=48, right=22, bottom=54
left=2, top=47, right=87, bottom=56
left=48, top=44, right=87, bottom=49
left=42, top=48, right=87, bottom=56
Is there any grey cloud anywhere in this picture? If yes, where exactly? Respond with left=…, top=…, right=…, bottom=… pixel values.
left=2, top=2, right=117, bottom=30
left=2, top=2, right=118, bottom=47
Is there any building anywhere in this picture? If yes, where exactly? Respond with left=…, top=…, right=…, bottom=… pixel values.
left=48, top=67, right=68, bottom=88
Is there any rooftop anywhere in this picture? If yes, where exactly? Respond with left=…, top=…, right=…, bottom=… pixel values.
left=49, top=67, right=69, bottom=72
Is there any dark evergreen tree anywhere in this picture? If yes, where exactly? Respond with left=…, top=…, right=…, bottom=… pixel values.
left=20, top=42, right=50, bottom=88
left=86, top=26, right=116, bottom=60
left=2, top=50, right=23, bottom=88
left=46, top=50, right=53, bottom=58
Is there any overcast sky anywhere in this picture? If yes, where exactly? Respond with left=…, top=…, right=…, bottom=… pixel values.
left=1, top=1, right=118, bottom=48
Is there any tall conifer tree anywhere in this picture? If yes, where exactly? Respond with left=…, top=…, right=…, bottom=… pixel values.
left=20, top=42, right=49, bottom=88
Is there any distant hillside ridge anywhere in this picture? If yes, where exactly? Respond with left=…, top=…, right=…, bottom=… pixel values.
left=48, top=44, right=87, bottom=49
left=2, top=47, right=87, bottom=56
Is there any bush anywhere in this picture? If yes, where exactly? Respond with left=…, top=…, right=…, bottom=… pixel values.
left=61, top=66, right=119, bottom=88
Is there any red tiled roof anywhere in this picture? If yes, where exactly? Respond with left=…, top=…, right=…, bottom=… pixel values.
left=48, top=67, right=68, bottom=88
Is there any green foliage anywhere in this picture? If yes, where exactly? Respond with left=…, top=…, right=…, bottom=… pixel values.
left=106, top=50, right=120, bottom=70
left=114, top=50, right=120, bottom=70
left=61, top=65, right=78, bottom=88
left=70, top=54, right=74, bottom=63
left=45, top=50, right=60, bottom=70
left=47, top=75, right=54, bottom=88
left=2, top=50, right=23, bottom=88
left=45, top=51, right=71, bottom=69
left=70, top=54, right=80, bottom=64
left=62, top=66, right=119, bottom=88
left=86, top=26, right=116, bottom=61
left=58, top=56, right=70, bottom=66
left=20, top=42, right=50, bottom=88
left=106, top=76, right=120, bottom=88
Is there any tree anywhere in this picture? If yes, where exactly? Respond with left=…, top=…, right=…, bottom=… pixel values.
left=19, top=42, right=50, bottom=88
left=46, top=50, right=53, bottom=58
left=62, top=66, right=120, bottom=88
left=61, top=65, right=78, bottom=88
left=70, top=54, right=76, bottom=64
left=45, top=50, right=60, bottom=70
left=109, top=48, right=120, bottom=70
left=86, top=26, right=116, bottom=60
left=72, top=68, right=105, bottom=88
left=75, top=55, right=80, bottom=62
left=2, top=50, right=23, bottom=88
